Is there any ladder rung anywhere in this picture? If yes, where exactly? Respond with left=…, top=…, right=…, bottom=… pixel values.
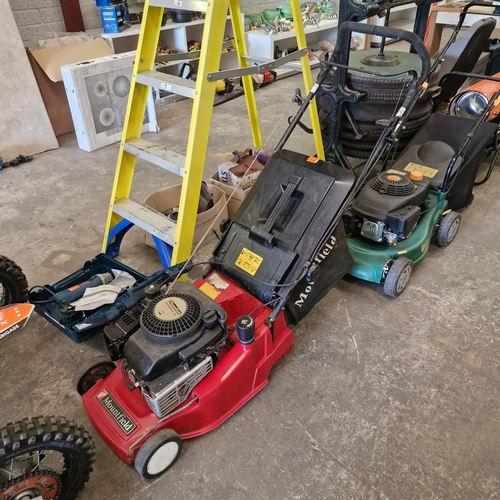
left=124, top=138, right=185, bottom=176
left=136, top=71, right=196, bottom=99
left=113, top=199, right=176, bottom=245
left=149, top=0, right=208, bottom=11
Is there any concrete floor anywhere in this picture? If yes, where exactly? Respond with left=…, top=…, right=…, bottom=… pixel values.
left=1, top=67, right=500, bottom=500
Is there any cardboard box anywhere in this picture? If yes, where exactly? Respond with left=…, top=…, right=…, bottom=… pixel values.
left=208, top=171, right=251, bottom=218
left=62, top=51, right=157, bottom=152
left=144, top=184, right=228, bottom=250
left=217, top=161, right=237, bottom=185
left=218, top=159, right=264, bottom=189
left=28, top=39, right=113, bottom=136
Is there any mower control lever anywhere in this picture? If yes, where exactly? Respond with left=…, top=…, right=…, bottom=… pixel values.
left=292, top=88, right=304, bottom=106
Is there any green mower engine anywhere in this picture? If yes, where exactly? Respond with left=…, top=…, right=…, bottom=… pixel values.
left=344, top=170, right=431, bottom=244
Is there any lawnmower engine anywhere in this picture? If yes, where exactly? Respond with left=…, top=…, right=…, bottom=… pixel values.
left=103, top=282, right=227, bottom=418
left=344, top=170, right=430, bottom=244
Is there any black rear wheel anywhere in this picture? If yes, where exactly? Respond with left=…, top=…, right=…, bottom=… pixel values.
left=436, top=211, right=461, bottom=248
left=73, top=357, right=116, bottom=396
left=384, top=258, right=413, bottom=298
left=0, top=416, right=95, bottom=500
left=0, top=257, right=28, bottom=306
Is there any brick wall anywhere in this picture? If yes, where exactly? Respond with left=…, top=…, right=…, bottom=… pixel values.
left=8, top=0, right=283, bottom=45
left=8, top=0, right=138, bottom=44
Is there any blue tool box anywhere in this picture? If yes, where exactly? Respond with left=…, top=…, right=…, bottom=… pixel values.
left=29, top=254, right=146, bottom=343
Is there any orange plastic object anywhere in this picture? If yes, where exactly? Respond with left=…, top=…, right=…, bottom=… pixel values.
left=410, top=171, right=424, bottom=181
left=387, top=175, right=401, bottom=182
left=449, top=71, right=500, bottom=121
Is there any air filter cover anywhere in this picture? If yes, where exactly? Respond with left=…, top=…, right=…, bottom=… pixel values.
left=371, top=172, right=416, bottom=196
left=140, top=293, right=202, bottom=345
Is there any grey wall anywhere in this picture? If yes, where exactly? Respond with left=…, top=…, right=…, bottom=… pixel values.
left=0, top=0, right=58, bottom=158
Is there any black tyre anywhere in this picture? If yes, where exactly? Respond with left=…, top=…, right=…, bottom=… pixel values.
left=384, top=258, right=413, bottom=298
left=436, top=211, right=461, bottom=248
left=134, top=429, right=182, bottom=480
left=0, top=256, right=28, bottom=306
left=73, top=357, right=116, bottom=396
left=0, top=416, right=95, bottom=500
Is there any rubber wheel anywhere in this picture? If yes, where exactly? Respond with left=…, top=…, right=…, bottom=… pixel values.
left=436, top=211, right=461, bottom=248
left=73, top=357, right=116, bottom=396
left=134, top=429, right=182, bottom=479
left=384, top=258, right=413, bottom=298
left=0, top=416, right=95, bottom=500
left=0, top=256, right=28, bottom=307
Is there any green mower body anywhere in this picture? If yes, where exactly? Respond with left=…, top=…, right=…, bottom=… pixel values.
left=346, top=190, right=447, bottom=285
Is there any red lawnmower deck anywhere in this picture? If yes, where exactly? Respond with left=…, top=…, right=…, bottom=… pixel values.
left=83, top=273, right=293, bottom=464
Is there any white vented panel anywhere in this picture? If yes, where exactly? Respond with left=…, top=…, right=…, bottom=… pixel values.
left=62, top=51, right=157, bottom=152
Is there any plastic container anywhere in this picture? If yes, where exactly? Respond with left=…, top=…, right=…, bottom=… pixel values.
left=262, top=9, right=281, bottom=23
left=246, top=13, right=264, bottom=26
left=95, top=0, right=121, bottom=6
left=29, top=254, right=146, bottom=343
left=169, top=9, right=194, bottom=23
left=277, top=5, right=293, bottom=19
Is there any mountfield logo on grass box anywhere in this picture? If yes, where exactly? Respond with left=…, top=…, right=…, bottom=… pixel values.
left=97, top=390, right=137, bottom=435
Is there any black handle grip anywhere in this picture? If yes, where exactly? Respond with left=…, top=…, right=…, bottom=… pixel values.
left=336, top=21, right=431, bottom=76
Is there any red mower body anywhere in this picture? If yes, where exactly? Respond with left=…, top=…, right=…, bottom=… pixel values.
left=82, top=273, right=293, bottom=464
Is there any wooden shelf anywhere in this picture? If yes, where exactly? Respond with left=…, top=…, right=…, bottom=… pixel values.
left=245, top=18, right=339, bottom=61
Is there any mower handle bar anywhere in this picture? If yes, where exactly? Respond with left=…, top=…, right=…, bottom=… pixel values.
left=439, top=71, right=500, bottom=88
left=440, top=1, right=500, bottom=60
left=461, top=1, right=500, bottom=18
left=335, top=22, right=431, bottom=77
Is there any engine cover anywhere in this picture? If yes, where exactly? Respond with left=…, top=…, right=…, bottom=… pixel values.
left=352, top=171, right=430, bottom=223
left=117, top=282, right=226, bottom=383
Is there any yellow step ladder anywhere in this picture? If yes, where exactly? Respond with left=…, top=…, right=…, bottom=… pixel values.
left=103, top=0, right=325, bottom=268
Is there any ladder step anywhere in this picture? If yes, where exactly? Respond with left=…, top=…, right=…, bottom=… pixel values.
left=136, top=71, right=196, bottom=99
left=113, top=199, right=176, bottom=245
left=149, top=0, right=208, bottom=12
left=124, top=138, right=185, bottom=176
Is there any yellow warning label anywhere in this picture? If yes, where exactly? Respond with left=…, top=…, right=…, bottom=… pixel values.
left=235, top=247, right=263, bottom=276
left=404, top=162, right=439, bottom=178
left=199, top=282, right=221, bottom=300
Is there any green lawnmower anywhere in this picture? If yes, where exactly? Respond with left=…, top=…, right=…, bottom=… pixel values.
left=343, top=108, right=499, bottom=297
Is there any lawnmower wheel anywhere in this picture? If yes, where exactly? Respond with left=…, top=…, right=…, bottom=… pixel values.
left=384, top=258, right=413, bottom=298
left=73, top=356, right=116, bottom=395
left=135, top=429, right=182, bottom=479
left=436, top=211, right=462, bottom=248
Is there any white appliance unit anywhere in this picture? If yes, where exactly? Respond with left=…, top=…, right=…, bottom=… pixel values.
left=62, top=51, right=157, bottom=152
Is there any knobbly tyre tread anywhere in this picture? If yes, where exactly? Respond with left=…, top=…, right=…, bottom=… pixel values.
left=0, top=415, right=95, bottom=500
left=0, top=256, right=29, bottom=304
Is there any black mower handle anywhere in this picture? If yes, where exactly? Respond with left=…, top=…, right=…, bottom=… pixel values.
left=336, top=22, right=431, bottom=77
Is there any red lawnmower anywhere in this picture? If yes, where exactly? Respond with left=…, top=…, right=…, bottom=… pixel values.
left=73, top=22, right=432, bottom=479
